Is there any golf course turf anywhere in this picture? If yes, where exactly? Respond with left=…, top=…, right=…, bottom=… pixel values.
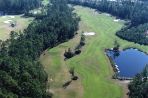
left=40, top=6, right=148, bottom=98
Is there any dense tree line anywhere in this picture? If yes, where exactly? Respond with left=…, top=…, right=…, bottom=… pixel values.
left=0, top=0, right=80, bottom=97
left=68, top=0, right=148, bottom=45
left=128, top=65, right=148, bottom=98
left=69, top=0, right=148, bottom=26
left=116, top=23, right=148, bottom=45
left=0, top=0, right=41, bottom=14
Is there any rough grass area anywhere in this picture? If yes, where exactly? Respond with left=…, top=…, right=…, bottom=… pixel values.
left=0, top=15, right=33, bottom=40
left=40, top=6, right=148, bottom=98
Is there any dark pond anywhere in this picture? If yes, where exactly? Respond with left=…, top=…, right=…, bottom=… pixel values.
left=106, top=48, right=148, bottom=78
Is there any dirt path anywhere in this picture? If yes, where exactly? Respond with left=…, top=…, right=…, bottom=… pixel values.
left=117, top=80, right=130, bottom=98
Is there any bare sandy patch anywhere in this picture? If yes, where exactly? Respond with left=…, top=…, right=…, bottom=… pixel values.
left=3, top=20, right=13, bottom=24
left=114, top=19, right=120, bottom=22
left=117, top=80, right=131, bottom=98
left=9, top=16, right=15, bottom=18
left=105, top=13, right=111, bottom=16
left=83, top=32, right=96, bottom=36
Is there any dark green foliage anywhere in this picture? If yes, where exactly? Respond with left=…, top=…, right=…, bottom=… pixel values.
left=69, top=67, right=78, bottom=81
left=75, top=49, right=81, bottom=55
left=0, top=0, right=80, bottom=97
left=62, top=80, right=72, bottom=89
left=142, top=65, right=148, bottom=78
left=75, top=34, right=85, bottom=50
left=116, top=23, right=148, bottom=45
left=64, top=48, right=74, bottom=59
left=64, top=34, right=85, bottom=59
left=72, top=76, right=79, bottom=81
left=0, top=0, right=41, bottom=14
left=69, top=67, right=75, bottom=77
left=69, top=0, right=148, bottom=26
left=80, top=34, right=85, bottom=46
left=113, top=40, right=120, bottom=51
left=128, top=65, right=148, bottom=98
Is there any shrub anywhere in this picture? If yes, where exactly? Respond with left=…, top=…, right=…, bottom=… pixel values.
left=75, top=49, right=81, bottom=55
left=64, top=48, right=74, bottom=59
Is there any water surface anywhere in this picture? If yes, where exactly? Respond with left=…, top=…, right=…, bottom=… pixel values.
left=106, top=48, right=148, bottom=78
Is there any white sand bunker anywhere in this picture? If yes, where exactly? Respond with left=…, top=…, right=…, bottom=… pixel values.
left=8, top=16, right=15, bottom=18
left=105, top=13, right=110, bottom=16
left=114, top=19, right=120, bottom=22
left=83, top=32, right=96, bottom=36
left=3, top=20, right=13, bottom=24
left=33, top=11, right=38, bottom=14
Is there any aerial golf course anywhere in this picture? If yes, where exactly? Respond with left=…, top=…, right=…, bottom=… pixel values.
left=0, top=4, right=148, bottom=98
left=40, top=6, right=148, bottom=98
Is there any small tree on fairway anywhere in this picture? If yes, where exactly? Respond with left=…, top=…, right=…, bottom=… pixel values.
left=80, top=33, right=85, bottom=46
left=64, top=48, right=74, bottom=59
left=69, top=67, right=78, bottom=81
left=69, top=67, right=75, bottom=77
left=113, top=40, right=120, bottom=51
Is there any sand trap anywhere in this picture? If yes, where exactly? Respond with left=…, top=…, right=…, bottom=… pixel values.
left=33, top=11, right=38, bottom=14
left=50, top=78, right=53, bottom=82
left=9, top=16, right=15, bottom=18
left=3, top=20, right=13, bottom=24
left=114, top=19, right=120, bottom=22
left=83, top=32, right=96, bottom=36
left=122, top=80, right=131, bottom=84
left=105, top=13, right=110, bottom=16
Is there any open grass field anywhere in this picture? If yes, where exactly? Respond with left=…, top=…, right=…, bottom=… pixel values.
left=40, top=6, right=148, bottom=98
left=0, top=15, right=33, bottom=41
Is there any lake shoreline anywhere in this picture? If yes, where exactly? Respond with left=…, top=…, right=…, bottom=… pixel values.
left=105, top=47, right=148, bottom=80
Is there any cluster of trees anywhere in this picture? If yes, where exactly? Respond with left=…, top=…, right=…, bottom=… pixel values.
left=64, top=34, right=85, bottom=59
left=128, top=65, right=148, bottom=98
left=64, top=48, right=75, bottom=59
left=113, top=40, right=120, bottom=51
left=0, top=0, right=41, bottom=14
left=116, top=23, right=148, bottom=45
left=0, top=0, right=80, bottom=97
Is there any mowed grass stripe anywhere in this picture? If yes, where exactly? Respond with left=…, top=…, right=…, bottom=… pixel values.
left=67, top=6, right=123, bottom=98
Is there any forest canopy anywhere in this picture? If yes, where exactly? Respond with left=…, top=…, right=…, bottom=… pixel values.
left=128, top=65, right=148, bottom=98
left=0, top=0, right=80, bottom=97
left=0, top=0, right=41, bottom=14
left=116, top=23, right=148, bottom=45
left=68, top=0, right=148, bottom=26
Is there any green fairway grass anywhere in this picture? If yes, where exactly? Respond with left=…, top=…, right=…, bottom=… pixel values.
left=0, top=15, right=33, bottom=41
left=40, top=6, right=148, bottom=98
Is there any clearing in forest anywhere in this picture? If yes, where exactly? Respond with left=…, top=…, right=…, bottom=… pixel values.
left=0, top=15, right=33, bottom=41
